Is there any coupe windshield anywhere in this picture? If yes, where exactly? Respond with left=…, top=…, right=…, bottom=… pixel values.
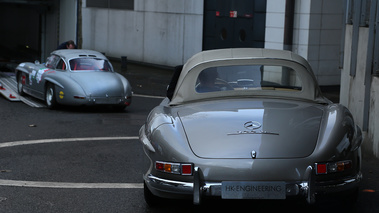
left=69, top=58, right=112, bottom=71
left=195, top=65, right=302, bottom=93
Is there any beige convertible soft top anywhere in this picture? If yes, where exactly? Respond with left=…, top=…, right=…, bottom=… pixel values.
left=170, top=48, right=329, bottom=105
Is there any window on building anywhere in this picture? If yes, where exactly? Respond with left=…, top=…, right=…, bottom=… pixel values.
left=86, top=0, right=134, bottom=10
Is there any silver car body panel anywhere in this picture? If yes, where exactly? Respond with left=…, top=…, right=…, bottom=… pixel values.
left=177, top=99, right=323, bottom=159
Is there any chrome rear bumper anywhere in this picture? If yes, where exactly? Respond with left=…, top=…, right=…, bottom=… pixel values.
left=144, top=167, right=362, bottom=205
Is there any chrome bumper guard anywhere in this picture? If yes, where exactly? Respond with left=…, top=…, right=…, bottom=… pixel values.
left=144, top=167, right=362, bottom=205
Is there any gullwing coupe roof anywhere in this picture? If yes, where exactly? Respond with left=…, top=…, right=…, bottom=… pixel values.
left=51, top=49, right=108, bottom=61
left=170, top=48, right=329, bottom=105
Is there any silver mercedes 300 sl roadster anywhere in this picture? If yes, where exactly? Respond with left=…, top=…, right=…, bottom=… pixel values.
left=139, top=48, right=362, bottom=206
left=15, top=49, right=132, bottom=110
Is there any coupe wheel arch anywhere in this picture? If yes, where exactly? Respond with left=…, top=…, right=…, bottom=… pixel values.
left=45, top=82, right=58, bottom=109
left=15, top=67, right=29, bottom=75
left=44, top=77, right=64, bottom=89
left=15, top=70, right=28, bottom=94
left=15, top=69, right=29, bottom=83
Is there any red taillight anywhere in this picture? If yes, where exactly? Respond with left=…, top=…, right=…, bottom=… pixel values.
left=181, top=164, right=193, bottom=175
left=155, top=162, right=164, bottom=171
left=343, top=161, right=352, bottom=170
left=315, top=160, right=353, bottom=175
left=155, top=161, right=193, bottom=176
left=316, top=163, right=327, bottom=174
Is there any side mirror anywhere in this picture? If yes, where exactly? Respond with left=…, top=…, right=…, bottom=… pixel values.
left=34, top=60, right=40, bottom=65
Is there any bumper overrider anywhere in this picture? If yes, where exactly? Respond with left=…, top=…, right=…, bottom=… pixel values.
left=144, top=166, right=362, bottom=205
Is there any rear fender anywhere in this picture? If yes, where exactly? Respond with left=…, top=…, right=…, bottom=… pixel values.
left=15, top=67, right=29, bottom=75
left=44, top=77, right=64, bottom=89
left=315, top=104, right=361, bottom=161
left=15, top=67, right=30, bottom=82
left=115, top=73, right=132, bottom=93
left=43, top=76, right=86, bottom=105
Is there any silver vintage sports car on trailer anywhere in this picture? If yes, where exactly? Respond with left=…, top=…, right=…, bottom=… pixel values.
left=15, top=49, right=132, bottom=110
left=140, top=48, right=362, bottom=206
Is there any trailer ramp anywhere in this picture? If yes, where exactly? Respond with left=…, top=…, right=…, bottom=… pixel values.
left=0, top=72, right=45, bottom=108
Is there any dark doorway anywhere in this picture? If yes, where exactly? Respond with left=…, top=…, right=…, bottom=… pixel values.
left=0, top=2, right=51, bottom=71
left=203, top=0, right=267, bottom=50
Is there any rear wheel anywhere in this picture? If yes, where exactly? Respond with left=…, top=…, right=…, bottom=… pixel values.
left=17, top=73, right=26, bottom=96
left=45, top=83, right=57, bottom=109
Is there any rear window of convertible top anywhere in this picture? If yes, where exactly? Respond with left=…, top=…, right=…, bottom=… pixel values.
left=195, top=65, right=302, bottom=93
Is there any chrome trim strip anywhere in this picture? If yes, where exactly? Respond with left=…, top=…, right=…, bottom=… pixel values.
left=314, top=172, right=362, bottom=192
left=144, top=174, right=193, bottom=194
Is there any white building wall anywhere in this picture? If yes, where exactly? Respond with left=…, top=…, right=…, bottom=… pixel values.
left=341, top=25, right=379, bottom=158
left=265, top=0, right=344, bottom=86
left=307, top=0, right=344, bottom=86
left=59, top=0, right=77, bottom=45
left=265, top=0, right=285, bottom=50
left=81, top=0, right=203, bottom=66
left=369, top=78, right=379, bottom=156
left=340, top=26, right=368, bottom=128
left=293, top=0, right=311, bottom=59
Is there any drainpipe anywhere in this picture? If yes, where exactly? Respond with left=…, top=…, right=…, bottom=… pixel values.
left=282, top=0, right=295, bottom=85
left=284, top=0, right=295, bottom=51
left=76, top=0, right=82, bottom=49
left=362, top=0, right=379, bottom=131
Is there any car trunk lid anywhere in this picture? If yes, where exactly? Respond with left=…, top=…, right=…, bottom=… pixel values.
left=70, top=72, right=123, bottom=97
left=177, top=99, right=323, bottom=159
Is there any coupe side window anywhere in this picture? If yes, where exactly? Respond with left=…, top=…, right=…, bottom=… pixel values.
left=56, top=59, right=67, bottom=70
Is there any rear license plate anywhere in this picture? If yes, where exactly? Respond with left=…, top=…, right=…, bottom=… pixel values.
left=221, top=181, right=286, bottom=199
left=95, top=97, right=120, bottom=104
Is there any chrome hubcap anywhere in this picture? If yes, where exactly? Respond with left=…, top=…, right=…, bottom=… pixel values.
left=18, top=76, right=23, bottom=93
left=46, top=88, right=53, bottom=106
